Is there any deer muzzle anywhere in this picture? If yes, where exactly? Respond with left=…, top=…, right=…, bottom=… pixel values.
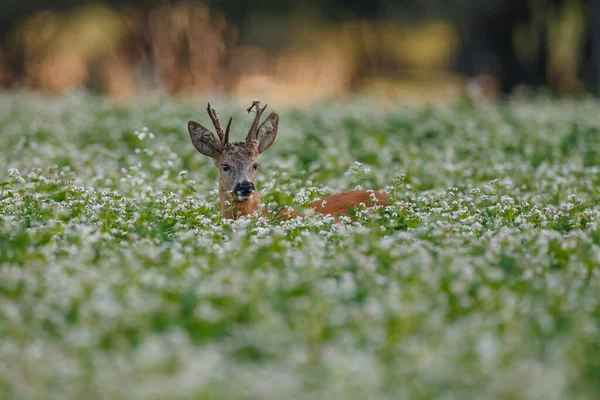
left=234, top=181, right=255, bottom=201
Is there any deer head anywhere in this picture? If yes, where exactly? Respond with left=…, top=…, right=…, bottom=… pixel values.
left=188, top=101, right=279, bottom=217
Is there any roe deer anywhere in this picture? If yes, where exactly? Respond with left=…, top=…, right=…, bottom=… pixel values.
left=187, top=101, right=390, bottom=220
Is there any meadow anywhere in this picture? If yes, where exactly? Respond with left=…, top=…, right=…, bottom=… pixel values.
left=1, top=92, right=600, bottom=399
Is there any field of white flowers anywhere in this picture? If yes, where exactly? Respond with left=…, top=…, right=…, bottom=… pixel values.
left=1, top=92, right=600, bottom=399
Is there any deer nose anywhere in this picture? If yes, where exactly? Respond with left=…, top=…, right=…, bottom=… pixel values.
left=235, top=181, right=255, bottom=196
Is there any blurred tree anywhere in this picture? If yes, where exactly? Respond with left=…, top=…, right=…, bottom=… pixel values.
left=0, top=0, right=598, bottom=95
left=450, top=0, right=549, bottom=94
left=581, top=0, right=600, bottom=93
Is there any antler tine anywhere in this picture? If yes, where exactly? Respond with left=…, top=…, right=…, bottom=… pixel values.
left=224, top=117, right=232, bottom=144
left=207, top=102, right=226, bottom=143
left=245, top=100, right=267, bottom=144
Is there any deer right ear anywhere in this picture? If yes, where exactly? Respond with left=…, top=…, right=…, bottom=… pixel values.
left=188, top=121, right=222, bottom=158
left=257, top=112, right=279, bottom=154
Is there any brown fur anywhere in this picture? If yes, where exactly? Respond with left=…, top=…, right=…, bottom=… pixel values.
left=310, top=190, right=390, bottom=216
left=221, top=189, right=262, bottom=219
left=275, top=190, right=390, bottom=221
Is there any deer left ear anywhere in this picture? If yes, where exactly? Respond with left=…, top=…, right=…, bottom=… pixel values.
left=257, top=112, right=279, bottom=153
left=188, top=120, right=222, bottom=158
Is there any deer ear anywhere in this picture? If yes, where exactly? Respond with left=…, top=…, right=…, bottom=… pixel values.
left=257, top=112, right=279, bottom=154
left=188, top=121, right=222, bottom=158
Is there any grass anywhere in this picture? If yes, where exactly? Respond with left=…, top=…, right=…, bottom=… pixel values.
left=1, top=91, right=600, bottom=399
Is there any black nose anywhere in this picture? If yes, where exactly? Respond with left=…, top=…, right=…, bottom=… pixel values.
left=235, top=181, right=255, bottom=195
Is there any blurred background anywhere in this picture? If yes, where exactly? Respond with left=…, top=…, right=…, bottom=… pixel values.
left=0, top=0, right=598, bottom=103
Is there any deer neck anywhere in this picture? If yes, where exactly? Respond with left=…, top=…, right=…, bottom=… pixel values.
left=219, top=188, right=261, bottom=219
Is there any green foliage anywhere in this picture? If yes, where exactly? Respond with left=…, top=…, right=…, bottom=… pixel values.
left=0, top=92, right=599, bottom=399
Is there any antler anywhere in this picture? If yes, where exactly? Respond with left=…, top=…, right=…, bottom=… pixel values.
left=207, top=103, right=227, bottom=144
left=224, top=116, right=232, bottom=144
left=245, top=100, right=267, bottom=144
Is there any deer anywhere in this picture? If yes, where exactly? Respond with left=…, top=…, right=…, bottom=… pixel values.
left=187, top=100, right=390, bottom=220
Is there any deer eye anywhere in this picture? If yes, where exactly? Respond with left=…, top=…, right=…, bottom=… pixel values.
left=221, top=164, right=230, bottom=172
left=253, top=163, right=259, bottom=171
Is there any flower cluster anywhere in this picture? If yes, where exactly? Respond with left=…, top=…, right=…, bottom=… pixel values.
left=0, top=93, right=599, bottom=399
